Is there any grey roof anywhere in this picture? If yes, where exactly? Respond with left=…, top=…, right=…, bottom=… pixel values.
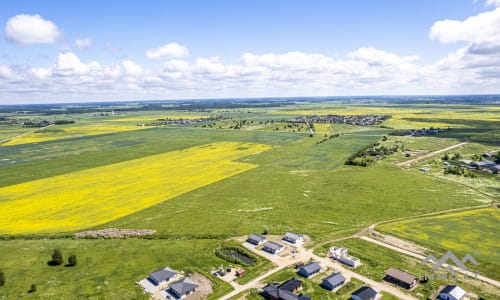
left=385, top=268, right=417, bottom=285
left=299, top=262, right=321, bottom=275
left=352, top=286, right=378, bottom=300
left=248, top=233, right=266, bottom=242
left=169, top=277, right=198, bottom=296
left=262, top=278, right=310, bottom=300
left=440, top=285, right=466, bottom=299
left=322, top=271, right=346, bottom=286
left=476, top=160, right=496, bottom=167
left=148, top=267, right=177, bottom=284
left=284, top=232, right=302, bottom=241
left=264, top=241, right=284, bottom=250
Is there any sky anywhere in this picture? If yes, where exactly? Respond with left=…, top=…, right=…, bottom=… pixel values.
left=0, top=0, right=500, bottom=104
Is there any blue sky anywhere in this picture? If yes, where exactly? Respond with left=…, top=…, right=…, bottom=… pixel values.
left=0, top=0, right=499, bottom=103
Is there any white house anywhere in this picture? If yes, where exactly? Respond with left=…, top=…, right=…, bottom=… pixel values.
left=263, top=241, right=284, bottom=254
left=329, top=246, right=360, bottom=268
left=439, top=285, right=466, bottom=300
left=283, top=232, right=304, bottom=245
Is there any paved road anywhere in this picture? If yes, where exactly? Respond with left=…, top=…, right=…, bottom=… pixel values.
left=361, top=236, right=500, bottom=289
left=396, top=141, right=469, bottom=167
left=220, top=242, right=416, bottom=300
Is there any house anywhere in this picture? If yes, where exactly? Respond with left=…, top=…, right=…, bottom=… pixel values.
left=419, top=167, right=430, bottom=172
left=168, top=277, right=198, bottom=299
left=283, top=232, right=304, bottom=245
left=263, top=241, right=284, bottom=254
left=235, top=268, right=246, bottom=277
left=298, top=261, right=322, bottom=278
left=321, top=271, right=346, bottom=291
left=247, top=233, right=267, bottom=245
left=262, top=277, right=311, bottom=300
left=351, top=286, right=380, bottom=300
left=491, top=165, right=500, bottom=173
left=443, top=161, right=451, bottom=167
left=472, top=160, right=496, bottom=169
left=439, top=285, right=466, bottom=300
left=330, top=246, right=361, bottom=267
left=459, top=159, right=473, bottom=166
left=383, top=268, right=417, bottom=289
left=147, top=267, right=178, bottom=286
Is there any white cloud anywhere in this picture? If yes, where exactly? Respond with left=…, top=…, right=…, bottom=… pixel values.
left=5, top=14, right=60, bottom=45
left=75, top=38, right=92, bottom=50
left=146, top=42, right=189, bottom=59
left=56, top=52, right=100, bottom=75
left=486, top=0, right=500, bottom=7
left=0, top=65, right=14, bottom=78
left=122, top=60, right=142, bottom=76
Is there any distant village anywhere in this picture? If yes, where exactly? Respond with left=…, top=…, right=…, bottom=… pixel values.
left=290, top=114, right=390, bottom=126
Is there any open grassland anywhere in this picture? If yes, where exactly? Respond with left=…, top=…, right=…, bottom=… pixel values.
left=0, top=142, right=270, bottom=234
left=2, top=123, right=149, bottom=146
left=0, top=239, right=232, bottom=300
left=377, top=208, right=500, bottom=280
left=314, top=238, right=500, bottom=300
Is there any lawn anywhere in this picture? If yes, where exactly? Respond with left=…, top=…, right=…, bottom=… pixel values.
left=0, top=238, right=232, bottom=300
left=377, top=208, right=500, bottom=280
left=0, top=142, right=271, bottom=234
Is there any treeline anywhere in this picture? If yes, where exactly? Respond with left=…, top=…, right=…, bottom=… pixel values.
left=316, top=133, right=341, bottom=144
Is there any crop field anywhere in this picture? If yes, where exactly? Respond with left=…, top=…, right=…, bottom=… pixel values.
left=107, top=114, right=211, bottom=122
left=0, top=141, right=271, bottom=234
left=377, top=208, right=500, bottom=279
left=2, top=123, right=149, bottom=146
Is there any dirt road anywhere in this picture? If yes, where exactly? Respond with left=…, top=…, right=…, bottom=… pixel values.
left=396, top=141, right=469, bottom=167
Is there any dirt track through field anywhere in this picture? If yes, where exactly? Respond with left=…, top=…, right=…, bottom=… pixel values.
left=397, top=141, right=469, bottom=167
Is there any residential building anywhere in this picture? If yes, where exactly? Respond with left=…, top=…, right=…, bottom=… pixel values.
left=351, top=286, right=380, bottom=300
left=283, top=232, right=304, bottom=245
left=330, top=246, right=361, bottom=267
left=321, top=271, right=346, bottom=290
left=262, top=277, right=311, bottom=300
left=147, top=267, right=178, bottom=286
left=263, top=241, right=284, bottom=254
left=439, top=285, right=466, bottom=300
left=247, top=233, right=267, bottom=245
left=168, top=277, right=198, bottom=299
left=383, top=268, right=417, bottom=289
left=297, top=262, right=322, bottom=278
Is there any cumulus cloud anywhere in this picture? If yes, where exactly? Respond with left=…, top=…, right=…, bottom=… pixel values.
left=75, top=38, right=92, bottom=50
left=486, top=0, right=500, bottom=7
left=56, top=52, right=100, bottom=75
left=146, top=42, right=189, bottom=59
left=5, top=14, right=60, bottom=45
left=122, top=60, right=143, bottom=76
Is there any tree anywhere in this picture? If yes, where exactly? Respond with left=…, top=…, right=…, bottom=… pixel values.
left=0, top=269, right=5, bottom=287
left=67, top=255, right=77, bottom=267
left=51, top=249, right=63, bottom=266
left=29, top=284, right=37, bottom=293
left=262, top=227, right=269, bottom=235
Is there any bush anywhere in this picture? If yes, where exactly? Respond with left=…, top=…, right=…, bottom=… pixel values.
left=67, top=254, right=77, bottom=267
left=29, top=284, right=37, bottom=293
left=50, top=249, right=63, bottom=266
left=0, top=269, right=5, bottom=287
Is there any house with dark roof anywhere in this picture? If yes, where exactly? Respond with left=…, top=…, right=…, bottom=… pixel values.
left=147, top=266, right=178, bottom=286
left=263, top=241, right=284, bottom=254
left=351, top=286, right=379, bottom=300
left=472, top=160, right=496, bottom=169
left=321, top=271, right=346, bottom=291
left=439, top=285, right=466, bottom=300
left=168, top=277, right=198, bottom=299
left=262, top=277, right=311, bottom=300
left=247, top=233, right=267, bottom=245
left=283, top=232, right=304, bottom=245
left=297, top=262, right=322, bottom=278
left=383, top=268, right=417, bottom=289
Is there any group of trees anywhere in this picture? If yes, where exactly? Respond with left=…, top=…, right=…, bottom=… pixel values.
left=50, top=249, right=77, bottom=267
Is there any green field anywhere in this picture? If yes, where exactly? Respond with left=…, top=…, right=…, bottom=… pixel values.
left=377, top=208, right=500, bottom=280
left=0, top=100, right=498, bottom=299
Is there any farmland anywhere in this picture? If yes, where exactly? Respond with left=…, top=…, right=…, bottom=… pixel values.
left=0, top=142, right=270, bottom=234
left=0, top=97, right=498, bottom=299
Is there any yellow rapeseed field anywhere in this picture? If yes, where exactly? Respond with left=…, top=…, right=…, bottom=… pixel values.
left=3, top=123, right=148, bottom=146
left=0, top=142, right=271, bottom=234
left=312, top=123, right=331, bottom=135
